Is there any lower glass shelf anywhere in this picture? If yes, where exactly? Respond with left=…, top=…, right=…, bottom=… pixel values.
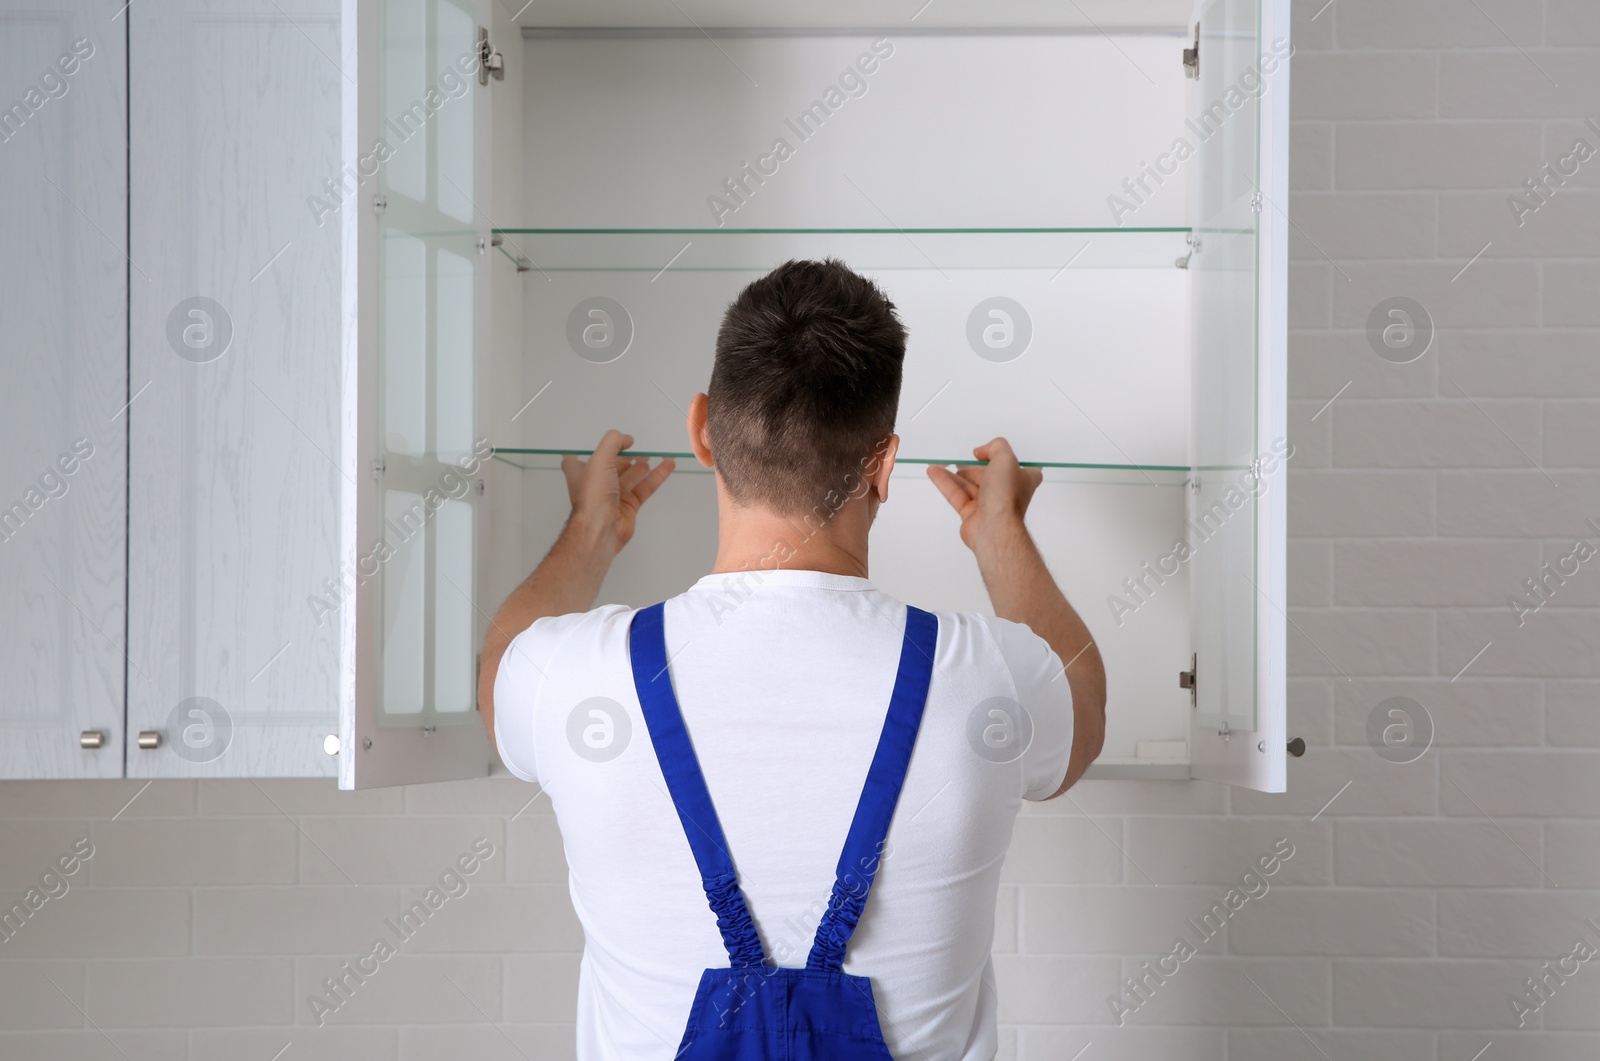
left=490, top=447, right=1190, bottom=486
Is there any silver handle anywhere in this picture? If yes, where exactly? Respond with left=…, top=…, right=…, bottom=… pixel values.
left=79, top=730, right=105, bottom=749
left=137, top=730, right=162, bottom=750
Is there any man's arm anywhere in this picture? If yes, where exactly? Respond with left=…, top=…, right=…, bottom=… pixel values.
left=927, top=438, right=1107, bottom=795
left=477, top=430, right=674, bottom=753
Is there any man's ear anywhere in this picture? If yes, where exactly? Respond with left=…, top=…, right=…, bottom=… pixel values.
left=687, top=393, right=714, bottom=468
left=869, top=434, right=899, bottom=503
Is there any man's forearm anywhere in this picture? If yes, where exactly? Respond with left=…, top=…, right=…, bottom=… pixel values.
left=477, top=513, right=617, bottom=745
left=973, top=519, right=1107, bottom=790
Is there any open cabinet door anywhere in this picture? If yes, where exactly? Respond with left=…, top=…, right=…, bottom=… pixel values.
left=1186, top=0, right=1289, bottom=791
left=341, top=0, right=495, bottom=787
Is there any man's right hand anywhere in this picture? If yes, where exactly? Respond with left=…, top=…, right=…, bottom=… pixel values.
left=925, top=437, right=1044, bottom=554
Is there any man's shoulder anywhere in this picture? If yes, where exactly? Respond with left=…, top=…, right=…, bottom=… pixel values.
left=505, top=603, right=636, bottom=671
left=916, top=608, right=1067, bottom=698
left=917, top=607, right=1046, bottom=657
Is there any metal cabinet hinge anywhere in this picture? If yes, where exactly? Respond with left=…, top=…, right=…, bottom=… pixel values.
left=1182, top=25, right=1199, bottom=80
left=1179, top=653, right=1197, bottom=707
left=1250, top=191, right=1263, bottom=213
left=372, top=457, right=385, bottom=480
left=1250, top=457, right=1264, bottom=479
left=475, top=478, right=486, bottom=496
left=478, top=27, right=504, bottom=85
left=373, top=195, right=387, bottom=214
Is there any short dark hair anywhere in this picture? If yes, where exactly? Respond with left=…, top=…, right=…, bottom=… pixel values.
left=707, top=258, right=907, bottom=514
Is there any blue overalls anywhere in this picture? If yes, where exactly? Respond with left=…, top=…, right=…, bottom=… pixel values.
left=627, top=601, right=939, bottom=1061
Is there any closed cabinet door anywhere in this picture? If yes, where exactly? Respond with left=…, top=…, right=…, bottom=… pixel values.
left=0, top=0, right=127, bottom=779
left=127, top=0, right=345, bottom=776
left=1187, top=0, right=1290, bottom=791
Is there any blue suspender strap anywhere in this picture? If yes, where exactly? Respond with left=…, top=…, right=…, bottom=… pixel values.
left=807, top=604, right=939, bottom=972
left=628, top=602, right=768, bottom=970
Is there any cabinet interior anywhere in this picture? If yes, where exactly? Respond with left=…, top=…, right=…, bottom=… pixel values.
left=464, top=26, right=1204, bottom=767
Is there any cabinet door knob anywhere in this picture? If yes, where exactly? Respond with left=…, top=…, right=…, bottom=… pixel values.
left=137, top=730, right=162, bottom=750
left=80, top=730, right=106, bottom=749
left=1286, top=737, right=1306, bottom=757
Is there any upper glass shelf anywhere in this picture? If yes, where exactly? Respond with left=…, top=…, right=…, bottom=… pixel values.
left=491, top=227, right=1192, bottom=273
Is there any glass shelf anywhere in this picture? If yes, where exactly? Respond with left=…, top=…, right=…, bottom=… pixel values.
left=492, top=227, right=1192, bottom=273
left=491, top=448, right=1190, bottom=486
left=494, top=224, right=1193, bottom=478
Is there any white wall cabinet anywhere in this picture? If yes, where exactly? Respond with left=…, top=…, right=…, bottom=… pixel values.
left=340, top=0, right=1292, bottom=790
left=0, top=0, right=1288, bottom=789
left=1, top=0, right=350, bottom=778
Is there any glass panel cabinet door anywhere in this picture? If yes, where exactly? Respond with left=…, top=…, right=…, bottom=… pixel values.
left=0, top=0, right=126, bottom=778
left=1187, top=0, right=1290, bottom=791
left=342, top=0, right=492, bottom=788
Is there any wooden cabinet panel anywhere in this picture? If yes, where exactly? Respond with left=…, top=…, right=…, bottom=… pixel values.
left=0, top=0, right=127, bottom=779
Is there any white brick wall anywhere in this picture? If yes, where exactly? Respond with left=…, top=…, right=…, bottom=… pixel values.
left=3, top=2, right=1597, bottom=1057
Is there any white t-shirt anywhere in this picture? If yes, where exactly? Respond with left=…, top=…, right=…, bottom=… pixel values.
left=494, top=569, right=1073, bottom=1061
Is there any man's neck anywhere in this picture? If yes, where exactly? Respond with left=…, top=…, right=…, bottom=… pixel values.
left=708, top=493, right=874, bottom=579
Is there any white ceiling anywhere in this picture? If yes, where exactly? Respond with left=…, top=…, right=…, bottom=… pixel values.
left=511, top=0, right=1194, bottom=33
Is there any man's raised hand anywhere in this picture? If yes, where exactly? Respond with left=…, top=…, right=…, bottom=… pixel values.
left=925, top=437, right=1043, bottom=553
left=561, top=429, right=675, bottom=553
